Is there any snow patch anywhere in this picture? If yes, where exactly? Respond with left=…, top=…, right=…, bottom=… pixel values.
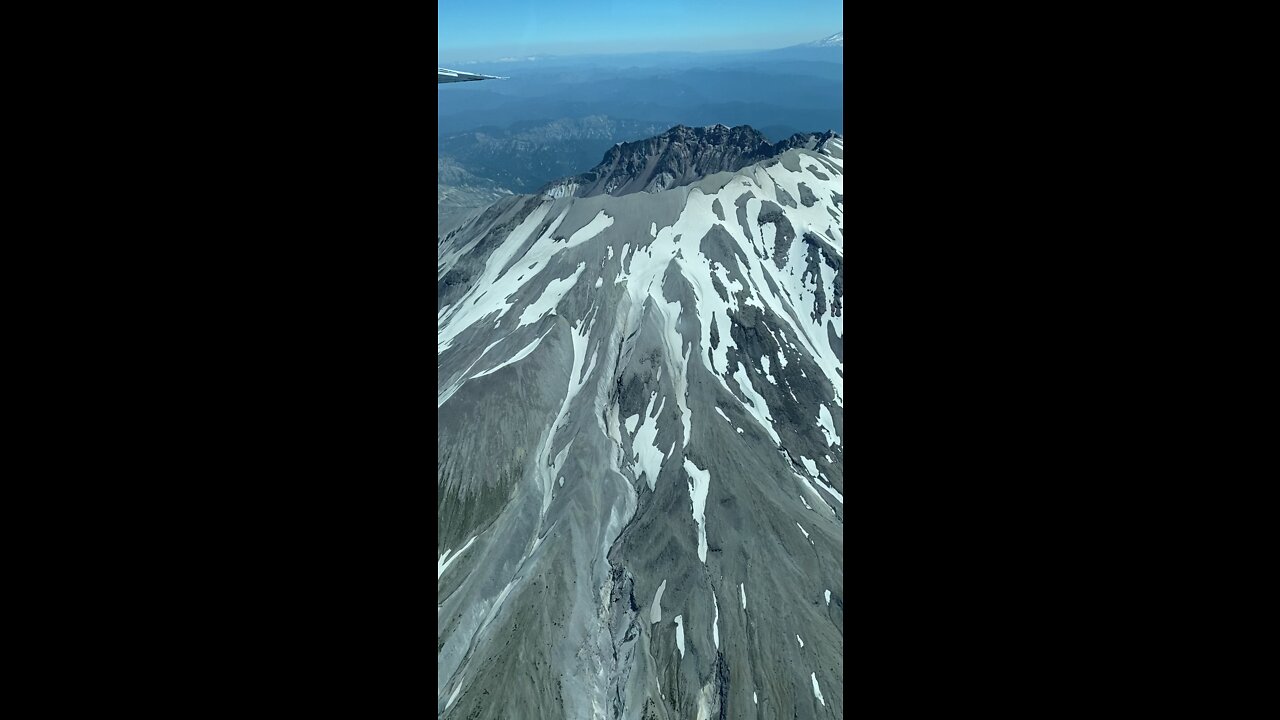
left=650, top=579, right=667, bottom=624
left=711, top=591, right=720, bottom=649
left=818, top=403, right=841, bottom=447
left=796, top=522, right=813, bottom=544
left=825, top=589, right=831, bottom=606
left=437, top=535, right=477, bottom=579
left=625, top=414, right=640, bottom=433
left=446, top=677, right=464, bottom=710
left=632, top=393, right=666, bottom=490
left=674, top=615, right=685, bottom=658
left=731, top=362, right=780, bottom=444
left=812, top=672, right=825, bottom=706
left=473, top=326, right=552, bottom=377
left=517, top=261, right=585, bottom=327
left=800, top=455, right=819, bottom=477
left=740, top=582, right=747, bottom=610
left=683, top=458, right=712, bottom=563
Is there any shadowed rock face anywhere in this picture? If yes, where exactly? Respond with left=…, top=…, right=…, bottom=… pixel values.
left=439, top=128, right=844, bottom=720
left=541, top=124, right=841, bottom=200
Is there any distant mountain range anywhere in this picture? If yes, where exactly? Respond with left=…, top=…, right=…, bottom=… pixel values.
left=441, top=32, right=843, bottom=67
left=802, top=31, right=843, bottom=47
left=439, top=116, right=677, bottom=194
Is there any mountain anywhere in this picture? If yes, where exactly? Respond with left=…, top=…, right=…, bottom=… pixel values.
left=437, top=157, right=514, bottom=238
left=439, top=116, right=676, bottom=193
left=438, top=126, right=844, bottom=719
left=764, top=32, right=845, bottom=62
left=805, top=31, right=844, bottom=47
left=541, top=124, right=840, bottom=198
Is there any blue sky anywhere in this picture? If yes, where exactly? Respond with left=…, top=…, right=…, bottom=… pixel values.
left=438, top=0, right=842, bottom=62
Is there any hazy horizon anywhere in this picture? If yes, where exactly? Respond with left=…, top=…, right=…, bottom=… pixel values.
left=439, top=0, right=841, bottom=64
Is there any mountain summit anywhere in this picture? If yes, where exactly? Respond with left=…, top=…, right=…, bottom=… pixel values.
left=807, top=31, right=843, bottom=47
left=542, top=123, right=840, bottom=199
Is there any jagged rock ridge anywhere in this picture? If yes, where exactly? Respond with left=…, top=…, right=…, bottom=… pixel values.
left=541, top=124, right=840, bottom=199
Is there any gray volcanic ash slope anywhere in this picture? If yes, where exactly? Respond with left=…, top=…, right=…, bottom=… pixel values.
left=438, top=127, right=844, bottom=720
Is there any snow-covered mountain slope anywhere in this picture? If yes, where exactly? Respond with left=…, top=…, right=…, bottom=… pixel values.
left=808, top=31, right=844, bottom=47
left=438, top=129, right=844, bottom=720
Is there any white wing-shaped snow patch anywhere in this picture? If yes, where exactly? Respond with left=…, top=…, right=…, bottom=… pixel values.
left=825, top=589, right=831, bottom=606
left=650, top=579, right=667, bottom=624
left=797, top=634, right=804, bottom=648
left=633, top=393, right=666, bottom=490
left=446, top=676, right=464, bottom=710
left=711, top=591, right=720, bottom=649
left=816, top=474, right=844, bottom=504
left=518, top=262, right=586, bottom=327
left=684, top=458, right=712, bottom=563
left=740, top=582, right=747, bottom=610
left=625, top=414, right=640, bottom=433
left=800, top=455, right=819, bottom=477
left=818, top=403, right=841, bottom=447
left=811, top=672, right=825, bottom=706
left=567, top=210, right=615, bottom=246
left=731, top=362, right=780, bottom=444
left=753, top=691, right=758, bottom=704
left=796, top=522, right=813, bottom=544
left=714, top=407, right=731, bottom=423
left=674, top=615, right=685, bottom=658
left=473, top=327, right=552, bottom=378
left=437, top=535, right=477, bottom=579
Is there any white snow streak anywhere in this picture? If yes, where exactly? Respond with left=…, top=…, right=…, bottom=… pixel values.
left=818, top=403, right=841, bottom=447
left=684, top=458, right=712, bottom=563
left=674, top=615, right=685, bottom=658
left=437, top=535, right=477, bottom=579
left=446, top=677, right=464, bottom=709
left=740, top=582, right=747, bottom=610
left=711, top=591, right=720, bottom=649
left=472, top=327, right=552, bottom=378
left=517, top=261, right=585, bottom=327
left=812, top=672, right=825, bottom=706
left=731, top=362, right=780, bottom=444
left=632, top=392, right=666, bottom=490
left=650, top=579, right=667, bottom=624
left=825, top=589, right=831, bottom=606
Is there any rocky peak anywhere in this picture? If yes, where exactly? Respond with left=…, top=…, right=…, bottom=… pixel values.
left=541, top=124, right=839, bottom=199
